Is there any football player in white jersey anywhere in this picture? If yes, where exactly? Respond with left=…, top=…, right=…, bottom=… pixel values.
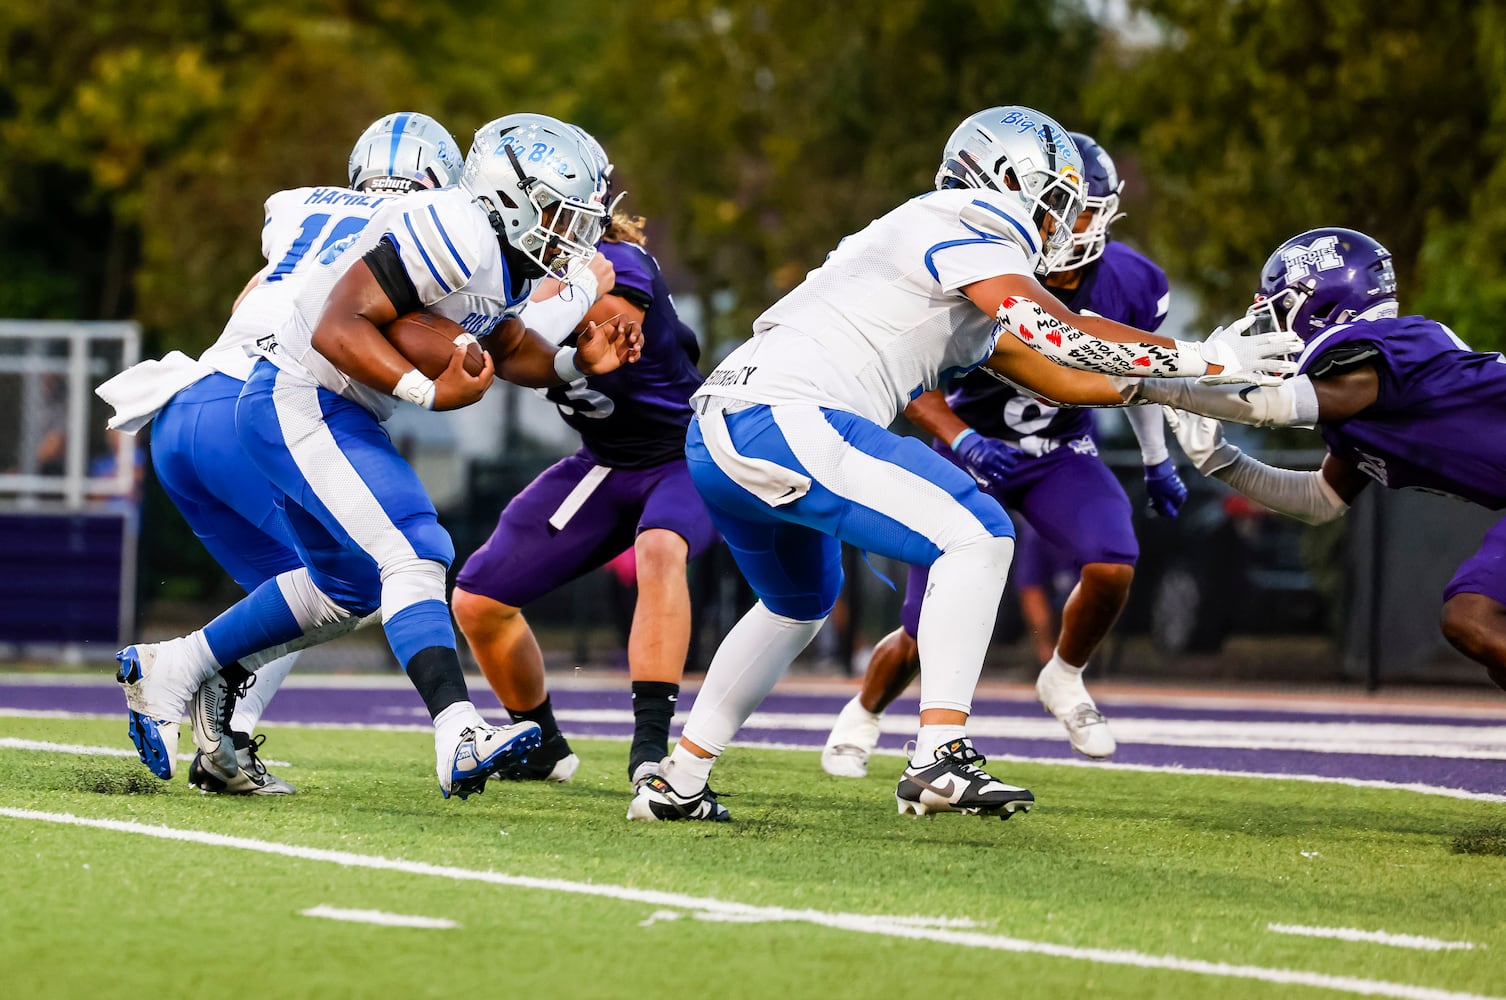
left=112, top=115, right=643, bottom=800
left=627, top=105, right=1300, bottom=822
left=98, top=112, right=462, bottom=792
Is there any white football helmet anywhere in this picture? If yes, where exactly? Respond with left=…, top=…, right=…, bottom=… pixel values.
left=461, top=114, right=610, bottom=281
left=348, top=112, right=463, bottom=194
left=936, top=106, right=1085, bottom=274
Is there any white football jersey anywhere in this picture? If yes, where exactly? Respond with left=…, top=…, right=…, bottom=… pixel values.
left=202, top=186, right=402, bottom=380
left=694, top=188, right=1039, bottom=426
left=262, top=185, right=532, bottom=420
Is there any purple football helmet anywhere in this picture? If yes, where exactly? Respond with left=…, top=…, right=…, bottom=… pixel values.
left=1059, top=131, right=1125, bottom=269
left=1247, top=228, right=1398, bottom=343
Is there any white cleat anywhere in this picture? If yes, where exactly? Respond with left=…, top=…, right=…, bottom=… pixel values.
left=116, top=643, right=195, bottom=780
left=437, top=721, right=542, bottom=800
left=1035, top=665, right=1116, bottom=759
left=189, top=672, right=240, bottom=778
left=821, top=696, right=882, bottom=778
left=894, top=738, right=1033, bottom=819
left=630, top=759, right=660, bottom=793
left=189, top=735, right=296, bottom=795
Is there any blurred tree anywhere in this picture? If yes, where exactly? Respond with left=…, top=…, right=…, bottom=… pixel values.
left=0, top=0, right=607, bottom=352
left=579, top=0, right=1100, bottom=356
left=1088, top=0, right=1506, bottom=349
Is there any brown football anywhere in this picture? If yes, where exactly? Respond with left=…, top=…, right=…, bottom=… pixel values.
left=383, top=311, right=485, bottom=379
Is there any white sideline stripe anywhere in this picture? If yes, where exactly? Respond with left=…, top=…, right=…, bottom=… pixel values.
left=6, top=674, right=1505, bottom=721
left=0, top=809, right=1498, bottom=1000
left=0, top=737, right=291, bottom=768
left=4, top=716, right=1501, bottom=803
left=301, top=905, right=456, bottom=929
left=1267, top=924, right=1476, bottom=952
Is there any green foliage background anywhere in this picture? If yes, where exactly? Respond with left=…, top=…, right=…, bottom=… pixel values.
left=2, top=0, right=1502, bottom=362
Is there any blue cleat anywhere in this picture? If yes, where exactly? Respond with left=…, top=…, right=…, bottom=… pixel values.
left=116, top=645, right=182, bottom=780
left=438, top=721, right=542, bottom=800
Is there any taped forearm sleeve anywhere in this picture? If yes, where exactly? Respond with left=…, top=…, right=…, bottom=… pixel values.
left=1212, top=452, right=1348, bottom=525
left=518, top=282, right=596, bottom=346
left=1135, top=375, right=1319, bottom=429
left=999, top=296, right=1207, bottom=377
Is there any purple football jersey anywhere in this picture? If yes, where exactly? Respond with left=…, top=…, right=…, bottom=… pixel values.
left=539, top=240, right=704, bottom=469
left=946, top=240, right=1169, bottom=447
left=1299, top=315, right=1506, bottom=508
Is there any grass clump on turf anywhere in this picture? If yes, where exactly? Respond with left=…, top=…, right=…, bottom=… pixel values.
left=63, top=762, right=163, bottom=795
left=1451, top=822, right=1506, bottom=856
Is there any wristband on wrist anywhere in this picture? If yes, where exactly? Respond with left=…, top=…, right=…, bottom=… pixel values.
left=553, top=346, right=585, bottom=383
left=392, top=369, right=436, bottom=410
left=949, top=428, right=977, bottom=451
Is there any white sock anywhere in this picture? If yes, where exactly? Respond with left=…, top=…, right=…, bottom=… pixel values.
left=679, top=601, right=824, bottom=757
left=229, top=651, right=300, bottom=736
left=660, top=746, right=715, bottom=796
left=916, top=534, right=1014, bottom=715
left=838, top=694, right=881, bottom=726
left=912, top=724, right=967, bottom=765
left=432, top=700, right=484, bottom=750
left=1045, top=650, right=1085, bottom=678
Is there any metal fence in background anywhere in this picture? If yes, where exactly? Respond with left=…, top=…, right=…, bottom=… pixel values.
left=0, top=321, right=141, bottom=661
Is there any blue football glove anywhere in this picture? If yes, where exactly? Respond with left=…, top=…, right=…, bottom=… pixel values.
left=1144, top=458, right=1188, bottom=518
left=951, top=429, right=1022, bottom=492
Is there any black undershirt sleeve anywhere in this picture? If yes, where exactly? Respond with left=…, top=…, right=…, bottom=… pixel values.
left=1307, top=343, right=1381, bottom=379
left=612, top=284, right=653, bottom=313
left=362, top=236, right=422, bottom=316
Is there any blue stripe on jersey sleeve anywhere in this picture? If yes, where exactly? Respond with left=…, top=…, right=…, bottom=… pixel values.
left=968, top=199, right=1037, bottom=254
left=925, top=237, right=1011, bottom=283
left=402, top=211, right=452, bottom=295
left=427, top=204, right=471, bottom=279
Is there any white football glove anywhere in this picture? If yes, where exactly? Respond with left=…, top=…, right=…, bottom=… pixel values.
left=1195, top=313, right=1304, bottom=387
left=1162, top=406, right=1241, bottom=475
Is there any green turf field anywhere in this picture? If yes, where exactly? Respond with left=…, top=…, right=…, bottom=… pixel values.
left=2, top=715, right=1502, bottom=999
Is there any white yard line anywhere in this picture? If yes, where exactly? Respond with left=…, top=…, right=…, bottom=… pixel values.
left=0, top=737, right=291, bottom=768
left=1268, top=924, right=1477, bottom=952
left=300, top=905, right=456, bottom=929
left=1, top=724, right=1501, bottom=803
left=0, top=808, right=1497, bottom=1000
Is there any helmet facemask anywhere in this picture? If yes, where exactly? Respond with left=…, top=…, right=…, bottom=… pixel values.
left=1027, top=167, right=1086, bottom=275
left=501, top=143, right=608, bottom=282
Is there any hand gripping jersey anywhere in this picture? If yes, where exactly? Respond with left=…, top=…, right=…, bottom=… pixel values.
left=262, top=185, right=532, bottom=421
left=98, top=186, right=402, bottom=432
left=692, top=188, right=1038, bottom=426
left=1298, top=315, right=1506, bottom=509
left=538, top=239, right=704, bottom=468
left=944, top=241, right=1168, bottom=453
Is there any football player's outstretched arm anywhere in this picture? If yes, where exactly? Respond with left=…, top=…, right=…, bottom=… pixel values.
left=983, top=332, right=1131, bottom=407
left=310, top=259, right=494, bottom=411
left=1164, top=408, right=1368, bottom=524
left=482, top=313, right=643, bottom=388
left=1130, top=335, right=1381, bottom=428
left=963, top=273, right=1301, bottom=386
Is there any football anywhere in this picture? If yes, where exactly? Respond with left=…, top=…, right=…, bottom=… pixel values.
left=383, top=311, right=485, bottom=379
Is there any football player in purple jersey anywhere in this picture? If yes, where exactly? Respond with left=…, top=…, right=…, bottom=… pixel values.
left=452, top=128, right=717, bottom=795
left=821, top=132, right=1185, bottom=775
left=1148, top=227, right=1506, bottom=692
